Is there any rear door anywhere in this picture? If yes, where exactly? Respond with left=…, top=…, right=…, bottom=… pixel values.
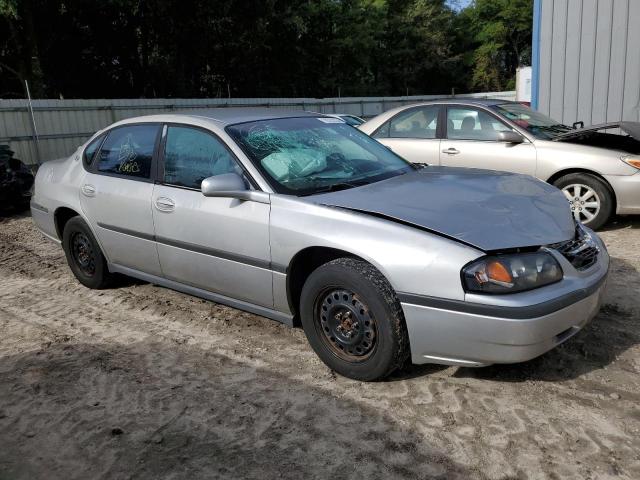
left=151, top=124, right=273, bottom=307
left=79, top=123, right=162, bottom=275
left=371, top=105, right=441, bottom=164
left=439, top=106, right=537, bottom=175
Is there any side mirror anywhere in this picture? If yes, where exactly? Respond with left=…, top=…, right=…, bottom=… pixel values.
left=498, top=131, right=525, bottom=144
left=201, top=173, right=269, bottom=204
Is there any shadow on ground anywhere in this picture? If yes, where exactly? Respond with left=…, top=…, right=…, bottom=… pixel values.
left=0, top=341, right=483, bottom=480
left=600, top=216, right=640, bottom=232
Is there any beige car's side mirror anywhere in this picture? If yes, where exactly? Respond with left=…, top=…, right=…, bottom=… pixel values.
left=498, top=131, right=525, bottom=144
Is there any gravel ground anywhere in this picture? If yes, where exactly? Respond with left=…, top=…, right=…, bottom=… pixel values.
left=0, top=213, right=639, bottom=480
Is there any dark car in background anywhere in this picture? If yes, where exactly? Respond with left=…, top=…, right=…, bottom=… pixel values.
left=0, top=145, right=34, bottom=212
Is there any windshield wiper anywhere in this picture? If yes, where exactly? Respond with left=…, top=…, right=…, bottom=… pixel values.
left=536, top=124, right=572, bottom=135
left=300, top=181, right=364, bottom=196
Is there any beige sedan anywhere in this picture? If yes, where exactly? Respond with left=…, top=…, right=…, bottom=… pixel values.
left=360, top=99, right=640, bottom=229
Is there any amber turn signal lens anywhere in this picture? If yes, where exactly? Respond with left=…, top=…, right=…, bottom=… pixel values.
left=627, top=159, right=640, bottom=168
left=622, top=156, right=640, bottom=169
left=486, top=261, right=513, bottom=284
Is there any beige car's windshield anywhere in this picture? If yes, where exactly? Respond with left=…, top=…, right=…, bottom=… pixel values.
left=492, top=104, right=572, bottom=139
left=227, top=117, right=414, bottom=195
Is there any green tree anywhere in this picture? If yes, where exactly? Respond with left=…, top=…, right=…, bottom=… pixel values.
left=458, top=0, right=533, bottom=91
left=0, top=0, right=532, bottom=98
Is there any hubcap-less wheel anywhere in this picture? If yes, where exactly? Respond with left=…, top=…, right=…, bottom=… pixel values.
left=71, top=231, right=96, bottom=276
left=317, top=288, right=377, bottom=361
left=562, top=183, right=601, bottom=223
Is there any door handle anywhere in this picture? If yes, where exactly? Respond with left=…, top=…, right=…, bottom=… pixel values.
left=441, top=148, right=460, bottom=155
left=81, top=184, right=96, bottom=197
left=155, top=197, right=175, bottom=212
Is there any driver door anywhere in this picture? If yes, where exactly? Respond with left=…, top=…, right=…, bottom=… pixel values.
left=439, top=106, right=537, bottom=175
left=151, top=125, right=273, bottom=308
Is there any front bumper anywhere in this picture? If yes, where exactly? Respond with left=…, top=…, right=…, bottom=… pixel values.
left=401, top=237, right=609, bottom=367
left=605, top=172, right=640, bottom=215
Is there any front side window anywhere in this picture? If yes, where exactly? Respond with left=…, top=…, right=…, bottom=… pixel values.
left=446, top=107, right=512, bottom=141
left=227, top=117, right=414, bottom=196
left=163, top=126, right=241, bottom=189
left=97, top=125, right=160, bottom=179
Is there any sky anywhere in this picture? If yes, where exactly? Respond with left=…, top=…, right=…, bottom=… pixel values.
left=447, top=0, right=473, bottom=11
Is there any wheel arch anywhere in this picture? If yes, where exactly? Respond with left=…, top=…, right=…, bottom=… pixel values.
left=546, top=168, right=617, bottom=210
left=54, top=206, right=81, bottom=239
left=285, top=246, right=390, bottom=327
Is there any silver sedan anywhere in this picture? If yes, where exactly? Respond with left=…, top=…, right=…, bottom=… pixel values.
left=31, top=109, right=608, bottom=380
left=360, top=99, right=640, bottom=230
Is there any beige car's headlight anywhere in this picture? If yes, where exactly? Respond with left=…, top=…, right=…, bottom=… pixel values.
left=621, top=155, right=640, bottom=169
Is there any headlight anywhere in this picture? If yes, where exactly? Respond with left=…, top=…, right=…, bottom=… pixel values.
left=462, top=252, right=563, bottom=294
left=621, top=155, right=640, bottom=169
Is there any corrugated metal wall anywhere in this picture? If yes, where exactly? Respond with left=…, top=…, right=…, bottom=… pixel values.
left=0, top=92, right=515, bottom=166
left=537, top=0, right=640, bottom=126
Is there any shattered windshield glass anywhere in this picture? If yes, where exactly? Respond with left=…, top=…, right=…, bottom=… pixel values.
left=492, top=103, right=572, bottom=140
left=227, top=117, right=414, bottom=195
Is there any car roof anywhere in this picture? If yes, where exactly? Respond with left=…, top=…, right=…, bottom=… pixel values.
left=416, top=98, right=513, bottom=107
left=117, top=108, right=323, bottom=128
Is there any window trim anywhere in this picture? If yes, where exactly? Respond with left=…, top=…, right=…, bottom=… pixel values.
left=157, top=123, right=259, bottom=192
left=372, top=105, right=443, bottom=140
left=444, top=105, right=516, bottom=142
left=90, top=122, right=163, bottom=183
left=82, top=133, right=107, bottom=169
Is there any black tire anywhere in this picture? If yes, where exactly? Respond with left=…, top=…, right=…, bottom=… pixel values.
left=300, top=258, right=409, bottom=381
left=62, top=216, right=113, bottom=289
left=552, top=173, right=614, bottom=230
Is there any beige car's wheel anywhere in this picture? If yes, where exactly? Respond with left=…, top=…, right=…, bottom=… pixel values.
left=553, top=173, right=613, bottom=230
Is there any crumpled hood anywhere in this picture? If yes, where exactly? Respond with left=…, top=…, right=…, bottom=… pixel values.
left=309, top=167, right=575, bottom=251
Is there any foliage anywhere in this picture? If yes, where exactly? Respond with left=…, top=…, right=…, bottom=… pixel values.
left=0, top=0, right=532, bottom=98
left=458, top=0, right=533, bottom=91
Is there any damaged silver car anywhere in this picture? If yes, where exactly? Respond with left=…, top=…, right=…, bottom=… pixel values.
left=360, top=100, right=640, bottom=229
left=31, top=109, right=609, bottom=380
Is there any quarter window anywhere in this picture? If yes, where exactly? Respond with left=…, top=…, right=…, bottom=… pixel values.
left=97, top=125, right=159, bottom=179
left=163, top=126, right=241, bottom=189
left=446, top=107, right=512, bottom=141
left=83, top=135, right=103, bottom=166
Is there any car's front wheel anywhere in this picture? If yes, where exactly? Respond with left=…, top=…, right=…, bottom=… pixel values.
left=553, top=173, right=614, bottom=230
left=300, top=258, right=409, bottom=381
left=62, top=216, right=113, bottom=289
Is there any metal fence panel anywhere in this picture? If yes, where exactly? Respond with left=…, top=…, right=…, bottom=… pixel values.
left=0, top=91, right=515, bottom=165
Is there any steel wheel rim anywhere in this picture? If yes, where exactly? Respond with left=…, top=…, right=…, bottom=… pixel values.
left=71, top=232, right=96, bottom=276
left=315, top=288, right=378, bottom=362
left=562, top=184, right=601, bottom=223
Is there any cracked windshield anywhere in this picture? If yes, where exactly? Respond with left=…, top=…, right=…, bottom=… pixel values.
left=227, top=117, right=414, bottom=195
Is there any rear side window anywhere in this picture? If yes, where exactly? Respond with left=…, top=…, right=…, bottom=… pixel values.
left=83, top=135, right=104, bottom=166
left=373, top=106, right=439, bottom=139
left=96, top=125, right=160, bottom=179
left=163, top=126, right=241, bottom=189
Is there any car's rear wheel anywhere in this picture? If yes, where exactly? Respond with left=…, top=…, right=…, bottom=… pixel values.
left=300, top=257, right=409, bottom=381
left=553, top=173, right=613, bottom=230
left=62, top=216, right=113, bottom=289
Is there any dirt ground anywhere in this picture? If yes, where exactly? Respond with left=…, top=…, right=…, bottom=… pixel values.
left=0, top=213, right=639, bottom=480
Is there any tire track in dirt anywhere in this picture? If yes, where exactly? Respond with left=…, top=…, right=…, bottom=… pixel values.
left=1, top=215, right=640, bottom=479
